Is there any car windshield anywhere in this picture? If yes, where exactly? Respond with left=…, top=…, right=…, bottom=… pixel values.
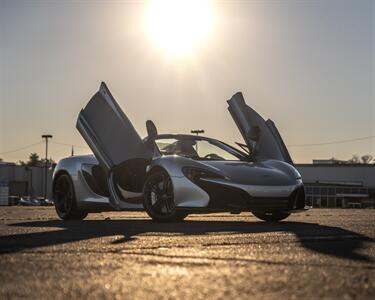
left=155, top=137, right=247, bottom=161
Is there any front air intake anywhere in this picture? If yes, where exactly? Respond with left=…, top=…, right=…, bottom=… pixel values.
left=294, top=186, right=306, bottom=209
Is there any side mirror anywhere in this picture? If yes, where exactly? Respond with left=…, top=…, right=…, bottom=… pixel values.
left=146, top=120, right=158, bottom=141
left=247, top=126, right=260, bottom=142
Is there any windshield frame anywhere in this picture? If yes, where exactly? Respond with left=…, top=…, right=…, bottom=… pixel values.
left=153, top=134, right=250, bottom=162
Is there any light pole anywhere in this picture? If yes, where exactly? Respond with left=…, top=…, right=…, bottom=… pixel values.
left=41, top=134, right=52, bottom=201
left=191, top=129, right=205, bottom=136
left=191, top=129, right=204, bottom=151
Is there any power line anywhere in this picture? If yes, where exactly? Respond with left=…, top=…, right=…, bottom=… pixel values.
left=288, top=135, right=375, bottom=148
left=0, top=141, right=89, bottom=157
left=59, top=135, right=373, bottom=149
left=0, top=141, right=43, bottom=155
left=1, top=134, right=374, bottom=156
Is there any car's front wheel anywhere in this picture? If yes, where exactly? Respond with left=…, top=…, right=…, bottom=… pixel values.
left=53, top=174, right=88, bottom=220
left=252, top=211, right=290, bottom=222
left=143, top=170, right=188, bottom=222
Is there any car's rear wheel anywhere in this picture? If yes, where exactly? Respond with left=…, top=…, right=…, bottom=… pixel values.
left=252, top=211, right=290, bottom=222
left=53, top=174, right=88, bottom=220
left=143, top=170, right=188, bottom=222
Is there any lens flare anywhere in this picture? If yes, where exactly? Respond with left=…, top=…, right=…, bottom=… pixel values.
left=146, top=0, right=212, bottom=56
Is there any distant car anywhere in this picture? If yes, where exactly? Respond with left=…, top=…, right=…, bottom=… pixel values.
left=18, top=197, right=31, bottom=206
left=18, top=197, right=40, bottom=206
left=42, top=198, right=54, bottom=206
left=52, top=82, right=307, bottom=222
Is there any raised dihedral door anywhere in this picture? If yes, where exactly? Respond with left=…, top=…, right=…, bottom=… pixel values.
left=76, top=82, right=153, bottom=208
left=227, top=92, right=293, bottom=164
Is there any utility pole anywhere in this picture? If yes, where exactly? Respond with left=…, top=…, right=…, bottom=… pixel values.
left=191, top=129, right=205, bottom=136
left=41, top=134, right=52, bottom=201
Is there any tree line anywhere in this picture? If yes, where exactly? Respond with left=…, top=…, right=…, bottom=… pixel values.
left=346, top=154, right=374, bottom=164
left=0, top=153, right=56, bottom=167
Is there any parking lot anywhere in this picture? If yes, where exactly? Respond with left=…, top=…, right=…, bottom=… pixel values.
left=0, top=207, right=374, bottom=299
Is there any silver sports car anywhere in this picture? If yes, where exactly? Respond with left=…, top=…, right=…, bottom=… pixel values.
left=52, top=82, right=307, bottom=222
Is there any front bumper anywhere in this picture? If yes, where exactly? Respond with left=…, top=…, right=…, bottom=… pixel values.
left=198, top=178, right=307, bottom=212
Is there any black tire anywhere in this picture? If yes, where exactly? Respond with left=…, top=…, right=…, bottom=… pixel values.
left=252, top=211, right=290, bottom=222
left=143, top=170, right=188, bottom=222
left=53, top=174, right=88, bottom=220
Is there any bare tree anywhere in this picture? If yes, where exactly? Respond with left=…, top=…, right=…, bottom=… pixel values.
left=361, top=154, right=373, bottom=164
left=19, top=153, right=45, bottom=167
left=28, top=153, right=41, bottom=166
left=348, top=154, right=360, bottom=164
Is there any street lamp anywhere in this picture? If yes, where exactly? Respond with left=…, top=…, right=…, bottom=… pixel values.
left=191, top=129, right=204, bottom=151
left=41, top=134, right=52, bottom=201
left=191, top=129, right=204, bottom=136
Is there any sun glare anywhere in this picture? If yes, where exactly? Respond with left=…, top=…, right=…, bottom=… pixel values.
left=146, top=0, right=213, bottom=56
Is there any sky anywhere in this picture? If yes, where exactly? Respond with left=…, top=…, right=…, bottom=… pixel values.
left=0, top=0, right=374, bottom=163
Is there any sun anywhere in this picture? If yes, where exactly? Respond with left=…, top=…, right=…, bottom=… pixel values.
left=146, top=0, right=213, bottom=56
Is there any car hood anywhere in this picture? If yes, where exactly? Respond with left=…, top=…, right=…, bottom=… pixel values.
left=197, top=159, right=301, bottom=186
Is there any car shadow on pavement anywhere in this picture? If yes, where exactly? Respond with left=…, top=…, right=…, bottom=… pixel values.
left=1, top=218, right=373, bottom=262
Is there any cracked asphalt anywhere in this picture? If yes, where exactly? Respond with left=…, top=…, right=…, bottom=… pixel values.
left=0, top=207, right=374, bottom=300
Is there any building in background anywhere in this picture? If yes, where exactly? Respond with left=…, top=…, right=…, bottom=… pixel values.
left=0, top=162, right=53, bottom=205
left=0, top=179, right=9, bottom=206
left=296, top=163, right=375, bottom=208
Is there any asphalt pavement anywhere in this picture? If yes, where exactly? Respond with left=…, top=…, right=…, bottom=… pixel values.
left=0, top=207, right=374, bottom=300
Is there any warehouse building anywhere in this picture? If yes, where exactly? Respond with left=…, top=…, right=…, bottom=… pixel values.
left=0, top=162, right=53, bottom=205
left=296, top=163, right=375, bottom=208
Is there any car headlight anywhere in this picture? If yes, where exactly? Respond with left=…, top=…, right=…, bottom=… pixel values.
left=182, top=167, right=225, bottom=182
left=293, top=168, right=302, bottom=180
